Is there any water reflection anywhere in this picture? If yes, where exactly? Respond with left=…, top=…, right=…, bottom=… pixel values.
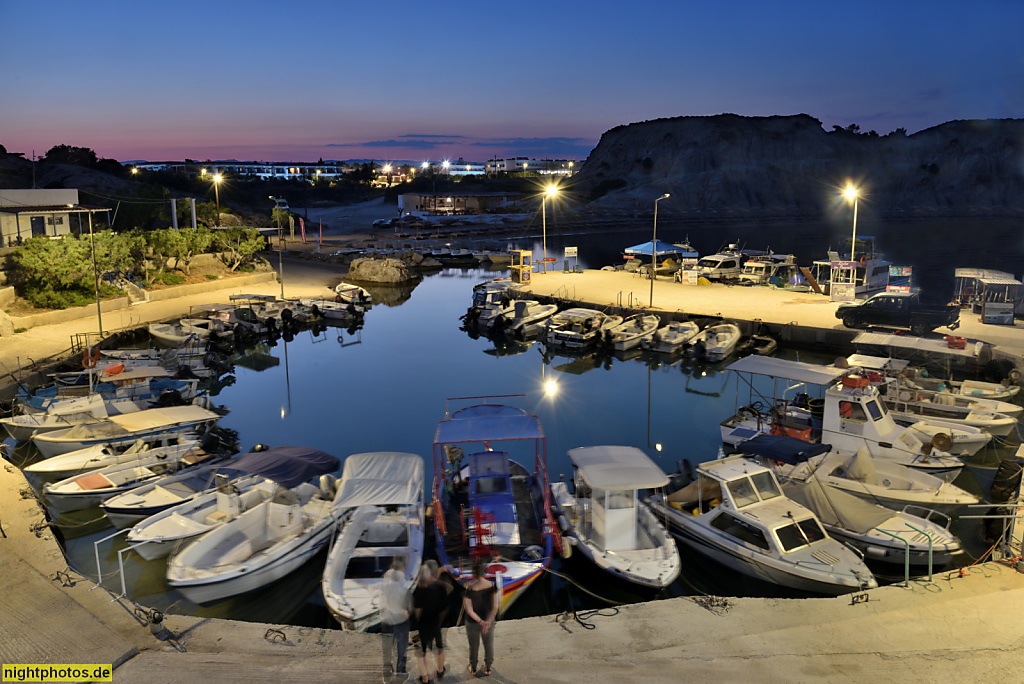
left=21, top=262, right=1018, bottom=629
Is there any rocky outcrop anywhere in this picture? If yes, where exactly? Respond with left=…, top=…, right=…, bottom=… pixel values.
left=572, top=114, right=1024, bottom=220
left=346, top=257, right=417, bottom=284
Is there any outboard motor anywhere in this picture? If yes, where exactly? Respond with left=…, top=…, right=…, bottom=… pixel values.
left=153, top=388, right=185, bottom=407
left=176, top=364, right=198, bottom=380
left=690, top=339, right=707, bottom=362
left=310, top=304, right=322, bottom=318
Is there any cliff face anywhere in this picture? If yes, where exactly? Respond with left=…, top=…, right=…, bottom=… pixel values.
left=572, top=114, right=1024, bottom=220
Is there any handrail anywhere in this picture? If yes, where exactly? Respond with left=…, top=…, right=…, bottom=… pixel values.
left=92, top=528, right=130, bottom=591
left=904, top=522, right=934, bottom=582
left=874, top=527, right=911, bottom=586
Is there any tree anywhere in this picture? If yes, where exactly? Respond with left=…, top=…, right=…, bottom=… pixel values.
left=171, top=226, right=213, bottom=274
left=213, top=227, right=266, bottom=271
left=8, top=236, right=94, bottom=307
left=41, top=144, right=98, bottom=167
left=147, top=228, right=180, bottom=278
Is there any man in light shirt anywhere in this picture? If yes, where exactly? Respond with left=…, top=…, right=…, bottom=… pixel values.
left=380, top=560, right=412, bottom=679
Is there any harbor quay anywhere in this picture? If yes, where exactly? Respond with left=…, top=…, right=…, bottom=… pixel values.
left=4, top=258, right=1024, bottom=682
left=516, top=268, right=1024, bottom=370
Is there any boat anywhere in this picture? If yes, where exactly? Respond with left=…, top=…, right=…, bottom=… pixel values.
left=101, top=455, right=233, bottom=530
left=299, top=297, right=360, bottom=321
left=735, top=436, right=962, bottom=567
left=736, top=334, right=778, bottom=357
left=333, top=282, right=373, bottom=311
left=18, top=366, right=199, bottom=413
left=24, top=432, right=202, bottom=479
left=602, top=314, right=660, bottom=352
left=689, top=323, right=742, bottom=362
left=550, top=446, right=680, bottom=589
left=694, top=245, right=746, bottom=281
left=640, top=321, right=701, bottom=354
left=43, top=441, right=221, bottom=515
left=762, top=445, right=978, bottom=514
left=894, top=418, right=992, bottom=457
left=165, top=446, right=342, bottom=604
left=897, top=366, right=1020, bottom=401
left=738, top=253, right=800, bottom=286
left=32, top=404, right=221, bottom=460
left=321, top=451, right=425, bottom=631
left=430, top=395, right=561, bottom=613
left=124, top=447, right=339, bottom=560
left=881, top=386, right=1018, bottom=437
left=504, top=301, right=558, bottom=338
left=810, top=236, right=891, bottom=296
left=720, top=357, right=966, bottom=481
left=548, top=311, right=623, bottom=349
left=2, top=393, right=112, bottom=442
left=646, top=453, right=877, bottom=594
left=541, top=308, right=602, bottom=345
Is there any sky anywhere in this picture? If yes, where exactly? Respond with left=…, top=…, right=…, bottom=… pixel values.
left=2, top=0, right=1022, bottom=164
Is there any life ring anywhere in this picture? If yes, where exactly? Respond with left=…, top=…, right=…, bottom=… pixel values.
left=858, top=255, right=867, bottom=267
left=82, top=347, right=101, bottom=369
left=335, top=294, right=343, bottom=303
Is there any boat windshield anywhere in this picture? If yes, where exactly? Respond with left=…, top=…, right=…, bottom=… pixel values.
left=775, top=518, right=827, bottom=552
left=725, top=472, right=781, bottom=508
left=865, top=399, right=884, bottom=421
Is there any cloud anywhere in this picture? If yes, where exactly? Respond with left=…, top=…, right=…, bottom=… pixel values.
left=325, top=138, right=457, bottom=149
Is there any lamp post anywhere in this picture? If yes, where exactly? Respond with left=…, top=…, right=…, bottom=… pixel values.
left=650, top=193, right=670, bottom=307
left=542, top=185, right=558, bottom=272
left=269, top=196, right=286, bottom=298
left=212, top=173, right=222, bottom=227
left=844, top=185, right=859, bottom=261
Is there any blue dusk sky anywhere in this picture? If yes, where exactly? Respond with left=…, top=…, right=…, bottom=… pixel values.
left=1, top=0, right=1021, bottom=164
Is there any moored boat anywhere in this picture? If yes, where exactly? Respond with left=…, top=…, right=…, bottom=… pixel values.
left=431, top=395, right=561, bottom=613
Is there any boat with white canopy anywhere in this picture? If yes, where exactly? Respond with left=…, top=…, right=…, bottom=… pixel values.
left=322, top=451, right=425, bottom=631
left=551, top=446, right=680, bottom=589
left=32, top=404, right=220, bottom=459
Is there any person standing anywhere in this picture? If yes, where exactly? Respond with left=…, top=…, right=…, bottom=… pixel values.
left=463, top=560, right=498, bottom=677
left=413, top=564, right=448, bottom=683
left=379, top=561, right=412, bottom=679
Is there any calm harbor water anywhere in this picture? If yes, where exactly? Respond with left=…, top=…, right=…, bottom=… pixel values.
left=12, top=218, right=1021, bottom=628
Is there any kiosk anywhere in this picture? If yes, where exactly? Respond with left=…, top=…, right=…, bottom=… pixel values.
left=511, top=249, right=532, bottom=284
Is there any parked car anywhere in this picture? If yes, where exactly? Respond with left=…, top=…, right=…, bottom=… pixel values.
left=836, top=291, right=960, bottom=336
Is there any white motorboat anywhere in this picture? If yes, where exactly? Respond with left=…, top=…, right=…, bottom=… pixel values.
left=881, top=389, right=1018, bottom=437
left=504, top=301, right=557, bottom=337
left=647, top=454, right=877, bottom=594
left=896, top=418, right=992, bottom=457
left=603, top=314, right=660, bottom=352
left=765, top=446, right=978, bottom=514
left=299, top=297, right=359, bottom=321
left=32, top=404, right=220, bottom=459
left=148, top=322, right=202, bottom=347
left=640, top=321, right=701, bottom=354
left=810, top=236, right=890, bottom=295
left=334, top=282, right=372, bottom=310
left=43, top=442, right=219, bottom=515
left=900, top=368, right=1020, bottom=401
left=720, top=357, right=966, bottom=481
left=551, top=446, right=680, bottom=589
left=24, top=433, right=202, bottom=479
left=102, top=458, right=228, bottom=529
left=548, top=311, right=623, bottom=349
left=689, top=323, right=741, bottom=362
left=19, top=366, right=198, bottom=413
left=129, top=446, right=339, bottom=562
left=735, top=436, right=962, bottom=566
left=321, top=451, right=425, bottom=631
left=2, top=393, right=111, bottom=442
left=166, top=447, right=342, bottom=604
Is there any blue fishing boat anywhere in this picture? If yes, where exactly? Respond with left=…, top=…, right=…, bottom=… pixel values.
left=431, top=395, right=562, bottom=613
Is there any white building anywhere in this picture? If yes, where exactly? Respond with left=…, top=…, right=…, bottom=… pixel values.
left=0, top=189, right=109, bottom=248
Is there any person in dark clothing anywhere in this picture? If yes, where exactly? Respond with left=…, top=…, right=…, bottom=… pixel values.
left=413, top=564, right=448, bottom=683
left=462, top=560, right=498, bottom=676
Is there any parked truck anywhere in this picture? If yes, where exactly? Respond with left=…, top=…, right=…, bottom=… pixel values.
left=835, top=291, right=960, bottom=336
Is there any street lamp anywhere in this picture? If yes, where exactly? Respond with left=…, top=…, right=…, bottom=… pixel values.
left=650, top=193, right=670, bottom=307
left=568, top=161, right=574, bottom=176
left=269, top=196, right=286, bottom=298
left=542, top=185, right=558, bottom=272
left=212, top=173, right=222, bottom=227
left=843, top=185, right=859, bottom=261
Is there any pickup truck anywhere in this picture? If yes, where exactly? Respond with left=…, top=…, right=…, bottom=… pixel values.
left=835, top=291, right=960, bottom=336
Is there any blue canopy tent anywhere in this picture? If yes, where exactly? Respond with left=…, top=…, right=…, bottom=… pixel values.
left=623, top=239, right=698, bottom=260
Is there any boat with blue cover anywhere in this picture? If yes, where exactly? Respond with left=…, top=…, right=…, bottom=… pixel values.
left=431, top=395, right=562, bottom=614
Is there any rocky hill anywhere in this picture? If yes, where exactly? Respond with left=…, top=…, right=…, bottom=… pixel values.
left=571, top=114, right=1024, bottom=221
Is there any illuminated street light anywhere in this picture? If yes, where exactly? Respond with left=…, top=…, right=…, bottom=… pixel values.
left=213, top=173, right=222, bottom=227
left=269, top=195, right=286, bottom=298
left=843, top=185, right=859, bottom=261
left=650, top=193, right=670, bottom=307
left=542, top=185, right=559, bottom=272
